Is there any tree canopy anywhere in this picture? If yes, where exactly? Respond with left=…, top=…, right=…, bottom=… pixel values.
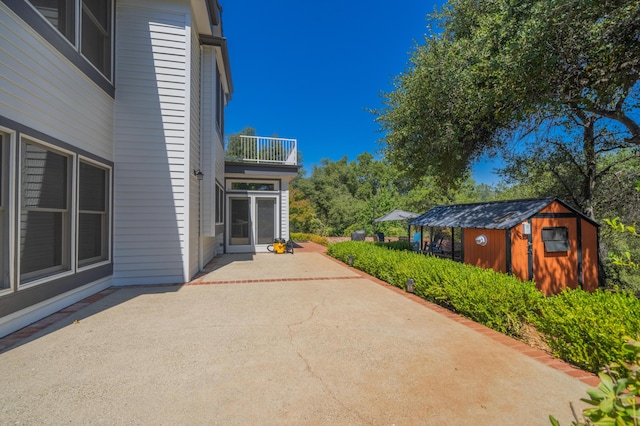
left=376, top=0, right=640, bottom=188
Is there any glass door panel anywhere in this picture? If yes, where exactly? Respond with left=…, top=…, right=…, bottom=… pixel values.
left=256, top=198, right=276, bottom=245
left=230, top=198, right=250, bottom=245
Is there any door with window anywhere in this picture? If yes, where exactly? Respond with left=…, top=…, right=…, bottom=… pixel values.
left=229, top=198, right=250, bottom=246
left=227, top=194, right=278, bottom=253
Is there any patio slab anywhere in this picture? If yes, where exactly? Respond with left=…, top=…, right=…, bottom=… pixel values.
left=0, top=250, right=591, bottom=425
left=194, top=250, right=360, bottom=282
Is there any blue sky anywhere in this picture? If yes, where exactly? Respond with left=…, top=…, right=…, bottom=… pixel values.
left=222, top=0, right=502, bottom=185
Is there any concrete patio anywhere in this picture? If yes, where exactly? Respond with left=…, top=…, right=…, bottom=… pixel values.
left=0, top=244, right=593, bottom=425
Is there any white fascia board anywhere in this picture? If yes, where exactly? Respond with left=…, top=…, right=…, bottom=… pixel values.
left=190, top=0, right=214, bottom=36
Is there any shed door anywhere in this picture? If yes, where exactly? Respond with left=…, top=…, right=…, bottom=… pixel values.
left=532, top=218, right=579, bottom=295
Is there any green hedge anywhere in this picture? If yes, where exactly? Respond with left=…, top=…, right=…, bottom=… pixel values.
left=289, top=233, right=329, bottom=246
left=327, top=241, right=640, bottom=373
left=532, top=289, right=640, bottom=372
left=374, top=240, right=414, bottom=251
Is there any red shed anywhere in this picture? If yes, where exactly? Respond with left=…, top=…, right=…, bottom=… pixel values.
left=409, top=198, right=600, bottom=295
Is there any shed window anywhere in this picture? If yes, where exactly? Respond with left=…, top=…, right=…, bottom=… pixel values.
left=542, top=227, right=569, bottom=252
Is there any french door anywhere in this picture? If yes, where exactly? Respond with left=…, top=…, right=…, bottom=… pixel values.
left=227, top=195, right=278, bottom=253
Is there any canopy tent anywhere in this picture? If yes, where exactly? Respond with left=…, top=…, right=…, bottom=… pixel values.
left=373, top=209, right=420, bottom=223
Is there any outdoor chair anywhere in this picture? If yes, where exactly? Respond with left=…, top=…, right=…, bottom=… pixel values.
left=426, top=236, right=444, bottom=254
left=376, top=232, right=386, bottom=242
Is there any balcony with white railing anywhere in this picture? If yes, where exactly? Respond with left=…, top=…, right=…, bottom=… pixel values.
left=225, top=135, right=297, bottom=166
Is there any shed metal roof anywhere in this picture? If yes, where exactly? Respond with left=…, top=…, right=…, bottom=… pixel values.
left=409, top=198, right=597, bottom=229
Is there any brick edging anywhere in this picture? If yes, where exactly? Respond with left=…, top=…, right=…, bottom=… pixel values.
left=188, top=276, right=365, bottom=285
left=319, top=251, right=599, bottom=387
left=0, top=288, right=118, bottom=353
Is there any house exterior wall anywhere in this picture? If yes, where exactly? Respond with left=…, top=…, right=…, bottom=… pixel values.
left=0, top=0, right=114, bottom=336
left=113, top=0, right=192, bottom=285
left=214, top=141, right=225, bottom=255
left=0, top=2, right=114, bottom=160
left=200, top=45, right=226, bottom=261
left=188, top=24, right=200, bottom=278
left=462, top=228, right=507, bottom=273
left=280, top=179, right=291, bottom=241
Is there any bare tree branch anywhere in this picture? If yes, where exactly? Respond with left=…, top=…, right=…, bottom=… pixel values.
left=596, top=155, right=640, bottom=179
left=586, top=107, right=640, bottom=146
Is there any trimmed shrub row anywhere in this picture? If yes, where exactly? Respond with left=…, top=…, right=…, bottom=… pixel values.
left=327, top=241, right=640, bottom=373
left=532, top=289, right=640, bottom=372
left=374, top=240, right=414, bottom=251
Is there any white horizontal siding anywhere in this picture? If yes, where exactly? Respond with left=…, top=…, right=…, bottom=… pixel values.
left=188, top=24, right=200, bottom=278
left=200, top=46, right=225, bottom=256
left=200, top=46, right=215, bottom=236
left=0, top=2, right=113, bottom=159
left=113, top=2, right=191, bottom=285
left=200, top=52, right=217, bottom=265
left=214, top=140, right=225, bottom=254
left=281, top=187, right=290, bottom=240
left=202, top=237, right=215, bottom=263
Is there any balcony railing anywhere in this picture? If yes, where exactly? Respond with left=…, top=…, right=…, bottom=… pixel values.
left=225, top=135, right=297, bottom=166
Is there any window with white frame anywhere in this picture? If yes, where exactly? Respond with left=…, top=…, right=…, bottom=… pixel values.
left=78, top=160, right=109, bottom=267
left=0, top=132, right=10, bottom=290
left=27, top=0, right=113, bottom=79
left=81, top=0, right=111, bottom=78
left=215, top=182, right=224, bottom=224
left=20, top=141, right=71, bottom=282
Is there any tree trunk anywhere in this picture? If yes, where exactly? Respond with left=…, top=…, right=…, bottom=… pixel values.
left=582, top=116, right=597, bottom=221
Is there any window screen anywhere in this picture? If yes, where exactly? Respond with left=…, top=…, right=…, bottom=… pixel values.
left=81, top=0, right=112, bottom=78
left=29, top=0, right=75, bottom=42
left=20, top=142, right=70, bottom=280
left=542, top=227, right=570, bottom=252
left=78, top=161, right=108, bottom=266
